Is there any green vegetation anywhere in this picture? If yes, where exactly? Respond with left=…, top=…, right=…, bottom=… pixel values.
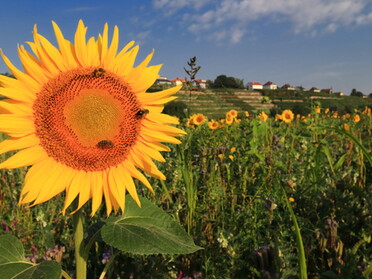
left=1, top=110, right=371, bottom=278
left=163, top=88, right=372, bottom=119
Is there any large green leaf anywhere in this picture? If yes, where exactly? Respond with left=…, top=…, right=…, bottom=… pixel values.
left=101, top=195, right=202, bottom=255
left=0, top=235, right=61, bottom=279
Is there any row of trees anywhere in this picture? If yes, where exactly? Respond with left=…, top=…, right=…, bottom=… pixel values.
left=209, top=75, right=245, bottom=89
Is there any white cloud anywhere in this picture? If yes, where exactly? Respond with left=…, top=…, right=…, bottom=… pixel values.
left=153, top=0, right=372, bottom=43
left=153, top=0, right=212, bottom=14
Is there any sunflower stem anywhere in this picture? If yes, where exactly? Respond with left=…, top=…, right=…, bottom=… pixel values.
left=73, top=208, right=87, bottom=279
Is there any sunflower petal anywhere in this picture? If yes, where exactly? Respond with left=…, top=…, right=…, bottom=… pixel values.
left=0, top=115, right=35, bottom=137
left=0, top=134, right=39, bottom=154
left=90, top=171, right=103, bottom=216
left=0, top=146, right=46, bottom=169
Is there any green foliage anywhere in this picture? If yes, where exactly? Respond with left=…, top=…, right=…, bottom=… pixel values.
left=350, top=88, right=364, bottom=97
left=0, top=110, right=371, bottom=278
left=212, top=75, right=245, bottom=89
left=101, top=195, right=202, bottom=255
left=0, top=235, right=61, bottom=279
left=163, top=101, right=188, bottom=119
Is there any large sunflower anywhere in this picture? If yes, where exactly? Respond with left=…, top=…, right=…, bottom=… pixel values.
left=0, top=20, right=185, bottom=216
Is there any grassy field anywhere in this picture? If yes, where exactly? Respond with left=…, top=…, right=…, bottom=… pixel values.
left=1, top=106, right=371, bottom=278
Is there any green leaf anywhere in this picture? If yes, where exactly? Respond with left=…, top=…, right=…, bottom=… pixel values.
left=0, top=235, right=61, bottom=279
left=101, top=195, right=202, bottom=255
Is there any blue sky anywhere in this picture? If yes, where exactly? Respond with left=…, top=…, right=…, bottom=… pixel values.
left=1, top=0, right=372, bottom=95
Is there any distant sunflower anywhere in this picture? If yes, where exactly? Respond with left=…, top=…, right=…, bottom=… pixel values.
left=225, top=113, right=234, bottom=125
left=208, top=119, right=219, bottom=130
left=192, top=113, right=206, bottom=125
left=258, top=111, right=268, bottom=122
left=0, top=20, right=185, bottom=216
left=227, top=109, right=238, bottom=119
left=281, top=109, right=294, bottom=123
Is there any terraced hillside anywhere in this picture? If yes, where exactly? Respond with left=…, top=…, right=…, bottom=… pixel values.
left=175, top=90, right=274, bottom=119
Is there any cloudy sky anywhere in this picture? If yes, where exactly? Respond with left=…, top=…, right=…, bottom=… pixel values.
left=1, top=0, right=372, bottom=94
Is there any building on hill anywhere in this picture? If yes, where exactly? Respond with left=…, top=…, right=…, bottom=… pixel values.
left=296, top=86, right=305, bottom=91
left=192, top=79, right=208, bottom=89
left=247, top=82, right=263, bottom=90
left=309, top=87, right=321, bottom=93
left=171, top=78, right=186, bottom=86
left=263, top=81, right=277, bottom=90
left=155, top=76, right=172, bottom=86
left=281, top=83, right=295, bottom=90
left=333, top=91, right=344, bottom=96
left=321, top=88, right=333, bottom=94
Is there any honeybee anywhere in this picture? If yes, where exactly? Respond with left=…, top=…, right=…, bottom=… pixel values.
left=136, top=109, right=149, bottom=117
left=92, top=68, right=106, bottom=77
left=97, top=140, right=114, bottom=149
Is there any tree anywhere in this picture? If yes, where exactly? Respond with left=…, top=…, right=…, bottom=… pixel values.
left=350, top=88, right=364, bottom=97
left=212, top=75, right=245, bottom=89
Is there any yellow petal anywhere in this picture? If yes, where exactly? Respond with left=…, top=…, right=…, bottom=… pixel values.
left=0, top=134, right=39, bottom=154
left=130, top=65, right=161, bottom=93
left=146, top=113, right=179, bottom=124
left=0, top=115, right=35, bottom=137
left=141, top=128, right=182, bottom=144
left=20, top=160, right=50, bottom=204
left=31, top=162, right=73, bottom=205
left=52, top=21, right=78, bottom=68
left=0, top=145, right=46, bottom=169
left=138, top=85, right=181, bottom=103
left=133, top=142, right=165, bottom=162
left=62, top=171, right=82, bottom=215
left=114, top=45, right=139, bottom=77
left=124, top=160, right=154, bottom=194
left=102, top=170, right=113, bottom=216
left=0, top=76, right=36, bottom=103
left=74, top=20, right=89, bottom=67
left=0, top=99, right=33, bottom=116
left=90, top=171, right=103, bottom=216
left=128, top=151, right=166, bottom=180
left=70, top=171, right=92, bottom=214
left=0, top=51, right=41, bottom=93
left=103, top=25, right=119, bottom=69
left=142, top=120, right=186, bottom=136
left=121, top=168, right=141, bottom=207
left=108, top=166, right=126, bottom=213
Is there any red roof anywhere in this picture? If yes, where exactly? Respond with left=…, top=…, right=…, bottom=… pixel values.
left=248, top=82, right=262, bottom=85
left=264, top=81, right=276, bottom=86
left=171, top=78, right=186, bottom=82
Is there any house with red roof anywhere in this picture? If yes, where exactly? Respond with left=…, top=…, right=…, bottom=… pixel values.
left=309, top=87, right=320, bottom=93
left=171, top=78, right=186, bottom=86
left=281, top=83, right=295, bottom=90
left=263, top=81, right=277, bottom=90
left=247, top=82, right=263, bottom=90
left=321, top=88, right=333, bottom=94
left=192, top=79, right=208, bottom=89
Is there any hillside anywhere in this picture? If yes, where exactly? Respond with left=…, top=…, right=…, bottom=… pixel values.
left=174, top=90, right=274, bottom=119
left=170, top=89, right=372, bottom=119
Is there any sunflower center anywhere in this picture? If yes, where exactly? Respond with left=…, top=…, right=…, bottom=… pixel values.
left=34, top=67, right=143, bottom=171
left=64, top=89, right=123, bottom=147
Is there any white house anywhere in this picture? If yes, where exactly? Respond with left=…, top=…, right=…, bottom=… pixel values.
left=247, top=82, right=263, bottom=90
left=192, top=79, right=208, bottom=89
left=281, top=83, right=295, bottom=90
left=263, top=81, right=277, bottom=90
left=171, top=78, right=186, bottom=86
left=155, top=76, right=172, bottom=86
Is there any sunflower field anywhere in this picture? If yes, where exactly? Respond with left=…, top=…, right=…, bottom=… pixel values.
left=1, top=105, right=371, bottom=278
